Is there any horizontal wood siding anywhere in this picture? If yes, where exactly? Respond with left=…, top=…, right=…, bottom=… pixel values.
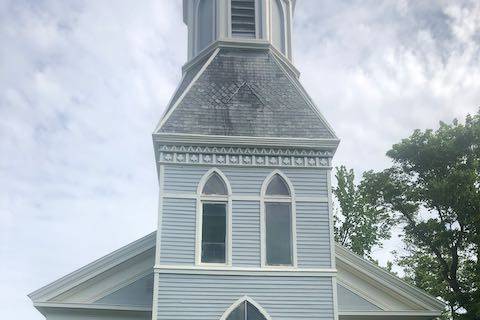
left=163, top=165, right=328, bottom=197
left=156, top=273, right=334, bottom=320
left=296, top=202, right=332, bottom=268
left=232, top=201, right=261, bottom=267
left=160, top=198, right=196, bottom=264
left=286, top=168, right=328, bottom=197
left=164, top=166, right=205, bottom=193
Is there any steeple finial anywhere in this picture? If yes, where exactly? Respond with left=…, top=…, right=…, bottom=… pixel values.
left=183, top=0, right=295, bottom=62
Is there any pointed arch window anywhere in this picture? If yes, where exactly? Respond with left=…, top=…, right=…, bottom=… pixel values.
left=198, top=170, right=231, bottom=264
left=221, top=298, right=271, bottom=320
left=226, top=301, right=267, bottom=320
left=262, top=172, right=295, bottom=267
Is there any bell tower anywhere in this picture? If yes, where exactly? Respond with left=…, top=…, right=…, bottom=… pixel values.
left=183, top=0, right=296, bottom=61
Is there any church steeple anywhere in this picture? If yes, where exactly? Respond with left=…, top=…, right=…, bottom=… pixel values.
left=183, top=0, right=296, bottom=62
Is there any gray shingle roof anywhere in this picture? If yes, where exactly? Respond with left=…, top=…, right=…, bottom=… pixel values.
left=158, top=48, right=336, bottom=139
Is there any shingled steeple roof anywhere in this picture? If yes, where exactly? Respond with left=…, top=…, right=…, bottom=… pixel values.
left=155, top=47, right=337, bottom=140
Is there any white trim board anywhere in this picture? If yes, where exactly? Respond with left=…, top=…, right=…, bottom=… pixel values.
left=153, top=133, right=340, bottom=150
left=336, top=244, right=446, bottom=311
left=28, top=232, right=156, bottom=303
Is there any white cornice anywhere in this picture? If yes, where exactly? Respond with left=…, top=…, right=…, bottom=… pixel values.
left=33, top=302, right=151, bottom=313
left=155, top=265, right=336, bottom=277
left=339, top=310, right=442, bottom=317
left=153, top=133, right=340, bottom=151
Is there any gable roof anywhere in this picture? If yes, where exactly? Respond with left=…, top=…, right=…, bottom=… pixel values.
left=155, top=47, right=338, bottom=140
left=29, top=232, right=445, bottom=319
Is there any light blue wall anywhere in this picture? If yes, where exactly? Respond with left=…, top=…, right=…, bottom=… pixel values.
left=232, top=201, right=261, bottom=267
left=163, top=166, right=328, bottom=197
left=95, top=274, right=153, bottom=307
left=156, top=273, right=334, bottom=320
left=337, top=284, right=382, bottom=311
left=160, top=198, right=196, bottom=265
left=159, top=165, right=332, bottom=268
left=296, top=202, right=331, bottom=268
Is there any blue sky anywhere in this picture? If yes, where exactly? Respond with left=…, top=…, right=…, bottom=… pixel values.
left=1, top=0, right=479, bottom=319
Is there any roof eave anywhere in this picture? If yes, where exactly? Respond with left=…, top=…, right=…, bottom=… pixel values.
left=152, top=132, right=340, bottom=152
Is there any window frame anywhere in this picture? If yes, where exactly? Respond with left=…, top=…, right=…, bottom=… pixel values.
left=220, top=296, right=272, bottom=320
left=196, top=168, right=232, bottom=266
left=260, top=170, right=297, bottom=268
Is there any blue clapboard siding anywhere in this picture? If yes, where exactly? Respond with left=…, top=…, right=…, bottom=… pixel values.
left=156, top=273, right=334, bottom=320
left=160, top=198, right=196, bottom=264
left=163, top=165, right=328, bottom=197
left=232, top=201, right=261, bottom=267
left=296, top=202, right=332, bottom=268
left=163, top=166, right=205, bottom=193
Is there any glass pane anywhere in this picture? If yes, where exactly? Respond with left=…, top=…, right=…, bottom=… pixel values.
left=266, top=203, right=292, bottom=265
left=201, top=203, right=226, bottom=263
left=203, top=173, right=228, bottom=195
left=247, top=302, right=266, bottom=320
left=266, top=175, right=290, bottom=196
left=226, top=302, right=245, bottom=320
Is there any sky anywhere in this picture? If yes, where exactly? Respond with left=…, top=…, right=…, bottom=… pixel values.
left=0, top=0, right=479, bottom=319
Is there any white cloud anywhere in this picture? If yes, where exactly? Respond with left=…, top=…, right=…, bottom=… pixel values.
left=0, top=1, right=479, bottom=318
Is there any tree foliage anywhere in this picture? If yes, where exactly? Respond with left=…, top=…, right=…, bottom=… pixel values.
left=360, top=111, right=480, bottom=319
left=333, top=165, right=392, bottom=258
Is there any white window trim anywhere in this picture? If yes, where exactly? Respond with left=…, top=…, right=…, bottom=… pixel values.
left=260, top=170, right=297, bottom=268
left=220, top=295, right=273, bottom=320
left=194, top=0, right=217, bottom=55
left=195, top=168, right=233, bottom=266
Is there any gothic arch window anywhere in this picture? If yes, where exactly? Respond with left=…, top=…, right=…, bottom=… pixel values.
left=196, top=0, right=215, bottom=53
left=261, top=171, right=297, bottom=267
left=196, top=169, right=232, bottom=265
left=270, top=0, right=286, bottom=52
left=221, top=297, right=271, bottom=320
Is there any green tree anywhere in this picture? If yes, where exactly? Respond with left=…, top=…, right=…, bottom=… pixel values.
left=361, top=111, right=480, bottom=319
left=333, top=165, right=392, bottom=258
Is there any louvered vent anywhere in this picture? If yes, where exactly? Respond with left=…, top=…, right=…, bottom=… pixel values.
left=231, top=0, right=256, bottom=38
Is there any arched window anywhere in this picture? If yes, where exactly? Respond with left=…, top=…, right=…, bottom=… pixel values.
left=197, top=0, right=215, bottom=52
left=197, top=170, right=231, bottom=264
left=270, top=0, right=286, bottom=52
left=221, top=297, right=271, bottom=320
left=262, top=171, right=295, bottom=267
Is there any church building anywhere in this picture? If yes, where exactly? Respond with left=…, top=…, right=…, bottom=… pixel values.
left=29, top=1, right=445, bottom=320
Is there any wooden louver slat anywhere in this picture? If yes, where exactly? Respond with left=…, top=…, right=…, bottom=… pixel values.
left=231, top=0, right=255, bottom=38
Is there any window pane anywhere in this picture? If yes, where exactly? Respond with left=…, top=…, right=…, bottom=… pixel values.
left=203, top=173, right=228, bottom=195
left=226, top=302, right=245, bottom=320
left=247, top=302, right=266, bottom=320
left=266, top=175, right=290, bottom=196
left=266, top=203, right=292, bottom=265
left=202, top=203, right=226, bottom=263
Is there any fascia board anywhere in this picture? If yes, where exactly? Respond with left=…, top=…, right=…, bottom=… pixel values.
left=34, top=302, right=151, bottom=317
left=335, top=244, right=446, bottom=311
left=28, top=232, right=156, bottom=303
left=339, top=310, right=442, bottom=319
left=152, top=133, right=340, bottom=150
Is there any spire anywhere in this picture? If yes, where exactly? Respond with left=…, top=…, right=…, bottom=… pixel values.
left=183, top=0, right=295, bottom=62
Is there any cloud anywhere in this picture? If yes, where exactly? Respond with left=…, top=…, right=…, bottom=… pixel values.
left=0, top=1, right=479, bottom=318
